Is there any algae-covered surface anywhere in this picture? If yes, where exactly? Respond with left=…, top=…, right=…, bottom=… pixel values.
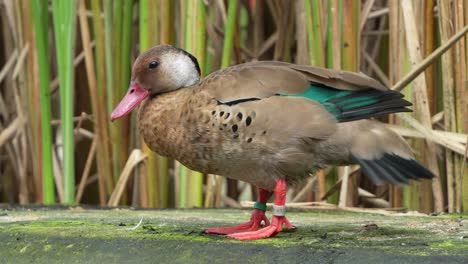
left=0, top=207, right=467, bottom=263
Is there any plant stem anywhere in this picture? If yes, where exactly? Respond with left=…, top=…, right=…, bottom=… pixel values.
left=52, top=0, right=76, bottom=204
left=191, top=0, right=207, bottom=207
left=139, top=0, right=158, bottom=208
left=31, top=0, right=55, bottom=204
left=221, top=0, right=238, bottom=68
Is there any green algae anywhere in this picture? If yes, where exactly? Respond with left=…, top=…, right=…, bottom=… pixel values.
left=0, top=208, right=467, bottom=263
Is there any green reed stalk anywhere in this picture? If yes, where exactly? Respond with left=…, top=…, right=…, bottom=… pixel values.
left=111, top=0, right=124, bottom=184
left=303, top=0, right=314, bottom=65
left=341, top=0, right=359, bottom=71
left=91, top=1, right=107, bottom=104
left=104, top=0, right=114, bottom=114
left=113, top=0, right=123, bottom=92
left=177, top=0, right=193, bottom=208
left=196, top=0, right=207, bottom=75
left=305, top=0, right=324, bottom=67
left=401, top=48, right=420, bottom=211
left=158, top=0, right=173, bottom=207
left=324, top=0, right=341, bottom=204
left=118, top=0, right=134, bottom=183
left=160, top=0, right=173, bottom=44
left=158, top=156, right=169, bottom=207
left=138, top=0, right=150, bottom=205
left=221, top=0, right=238, bottom=68
left=190, top=0, right=207, bottom=207
left=140, top=0, right=158, bottom=208
left=31, top=0, right=55, bottom=204
left=121, top=0, right=134, bottom=88
left=91, top=0, right=115, bottom=204
left=52, top=0, right=76, bottom=204
left=326, top=0, right=341, bottom=69
left=326, top=0, right=334, bottom=68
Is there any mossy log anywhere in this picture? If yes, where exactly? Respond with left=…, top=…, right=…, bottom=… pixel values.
left=0, top=207, right=467, bottom=263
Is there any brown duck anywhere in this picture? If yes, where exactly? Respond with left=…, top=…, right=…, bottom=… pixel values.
left=111, top=45, right=433, bottom=240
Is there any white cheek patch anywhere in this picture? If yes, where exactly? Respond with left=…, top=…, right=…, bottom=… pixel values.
left=162, top=53, right=199, bottom=88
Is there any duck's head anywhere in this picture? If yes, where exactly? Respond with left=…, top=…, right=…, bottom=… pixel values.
left=111, top=45, right=200, bottom=121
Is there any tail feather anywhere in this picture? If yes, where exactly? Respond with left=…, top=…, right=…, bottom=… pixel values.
left=356, top=159, right=385, bottom=184
left=381, top=155, right=418, bottom=181
left=386, top=155, right=434, bottom=180
left=334, top=120, right=433, bottom=186
left=352, top=153, right=434, bottom=185
left=358, top=159, right=400, bottom=185
left=376, top=160, right=410, bottom=184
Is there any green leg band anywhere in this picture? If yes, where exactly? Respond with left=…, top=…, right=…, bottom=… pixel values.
left=254, top=202, right=267, bottom=212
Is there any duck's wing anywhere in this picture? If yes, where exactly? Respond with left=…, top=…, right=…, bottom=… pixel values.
left=201, top=61, right=411, bottom=122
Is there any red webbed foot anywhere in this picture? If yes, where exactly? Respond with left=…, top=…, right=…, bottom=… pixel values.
left=227, top=215, right=295, bottom=240
left=205, top=208, right=270, bottom=235
left=206, top=188, right=272, bottom=235
left=227, top=179, right=295, bottom=240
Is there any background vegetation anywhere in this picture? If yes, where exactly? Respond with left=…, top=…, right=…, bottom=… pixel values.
left=0, top=0, right=467, bottom=213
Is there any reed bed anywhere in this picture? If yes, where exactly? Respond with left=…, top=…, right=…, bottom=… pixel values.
left=0, top=0, right=466, bottom=213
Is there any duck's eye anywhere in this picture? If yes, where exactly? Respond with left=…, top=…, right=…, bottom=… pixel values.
left=148, top=61, right=159, bottom=69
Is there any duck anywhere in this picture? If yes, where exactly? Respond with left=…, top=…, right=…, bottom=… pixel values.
left=111, top=45, right=434, bottom=240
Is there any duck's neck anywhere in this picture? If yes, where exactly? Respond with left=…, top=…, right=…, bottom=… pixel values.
left=138, top=87, right=206, bottom=158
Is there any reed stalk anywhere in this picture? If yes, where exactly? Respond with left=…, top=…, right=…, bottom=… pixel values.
left=453, top=0, right=467, bottom=212
left=139, top=0, right=158, bottom=208
left=31, top=0, right=55, bottom=204
left=326, top=0, right=341, bottom=70
left=401, top=0, right=442, bottom=213
left=104, top=0, right=114, bottom=114
left=175, top=0, right=192, bottom=208
left=388, top=1, right=401, bottom=209
left=79, top=0, right=114, bottom=205
left=323, top=0, right=342, bottom=204
left=420, top=0, right=437, bottom=213
left=160, top=0, right=174, bottom=44
left=304, top=0, right=324, bottom=67
left=341, top=0, right=359, bottom=71
left=92, top=0, right=114, bottom=205
left=111, top=0, right=125, bottom=186
left=119, top=0, right=134, bottom=176
left=176, top=0, right=205, bottom=208
left=337, top=0, right=360, bottom=207
left=158, top=0, right=173, bottom=208
left=190, top=0, right=207, bottom=208
left=295, top=0, right=308, bottom=65
left=178, top=164, right=188, bottom=208
left=51, top=0, right=76, bottom=204
left=221, top=0, right=238, bottom=68
left=19, top=0, right=42, bottom=202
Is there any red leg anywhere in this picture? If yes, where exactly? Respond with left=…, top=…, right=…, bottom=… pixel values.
left=227, top=179, right=296, bottom=240
left=205, top=188, right=272, bottom=235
